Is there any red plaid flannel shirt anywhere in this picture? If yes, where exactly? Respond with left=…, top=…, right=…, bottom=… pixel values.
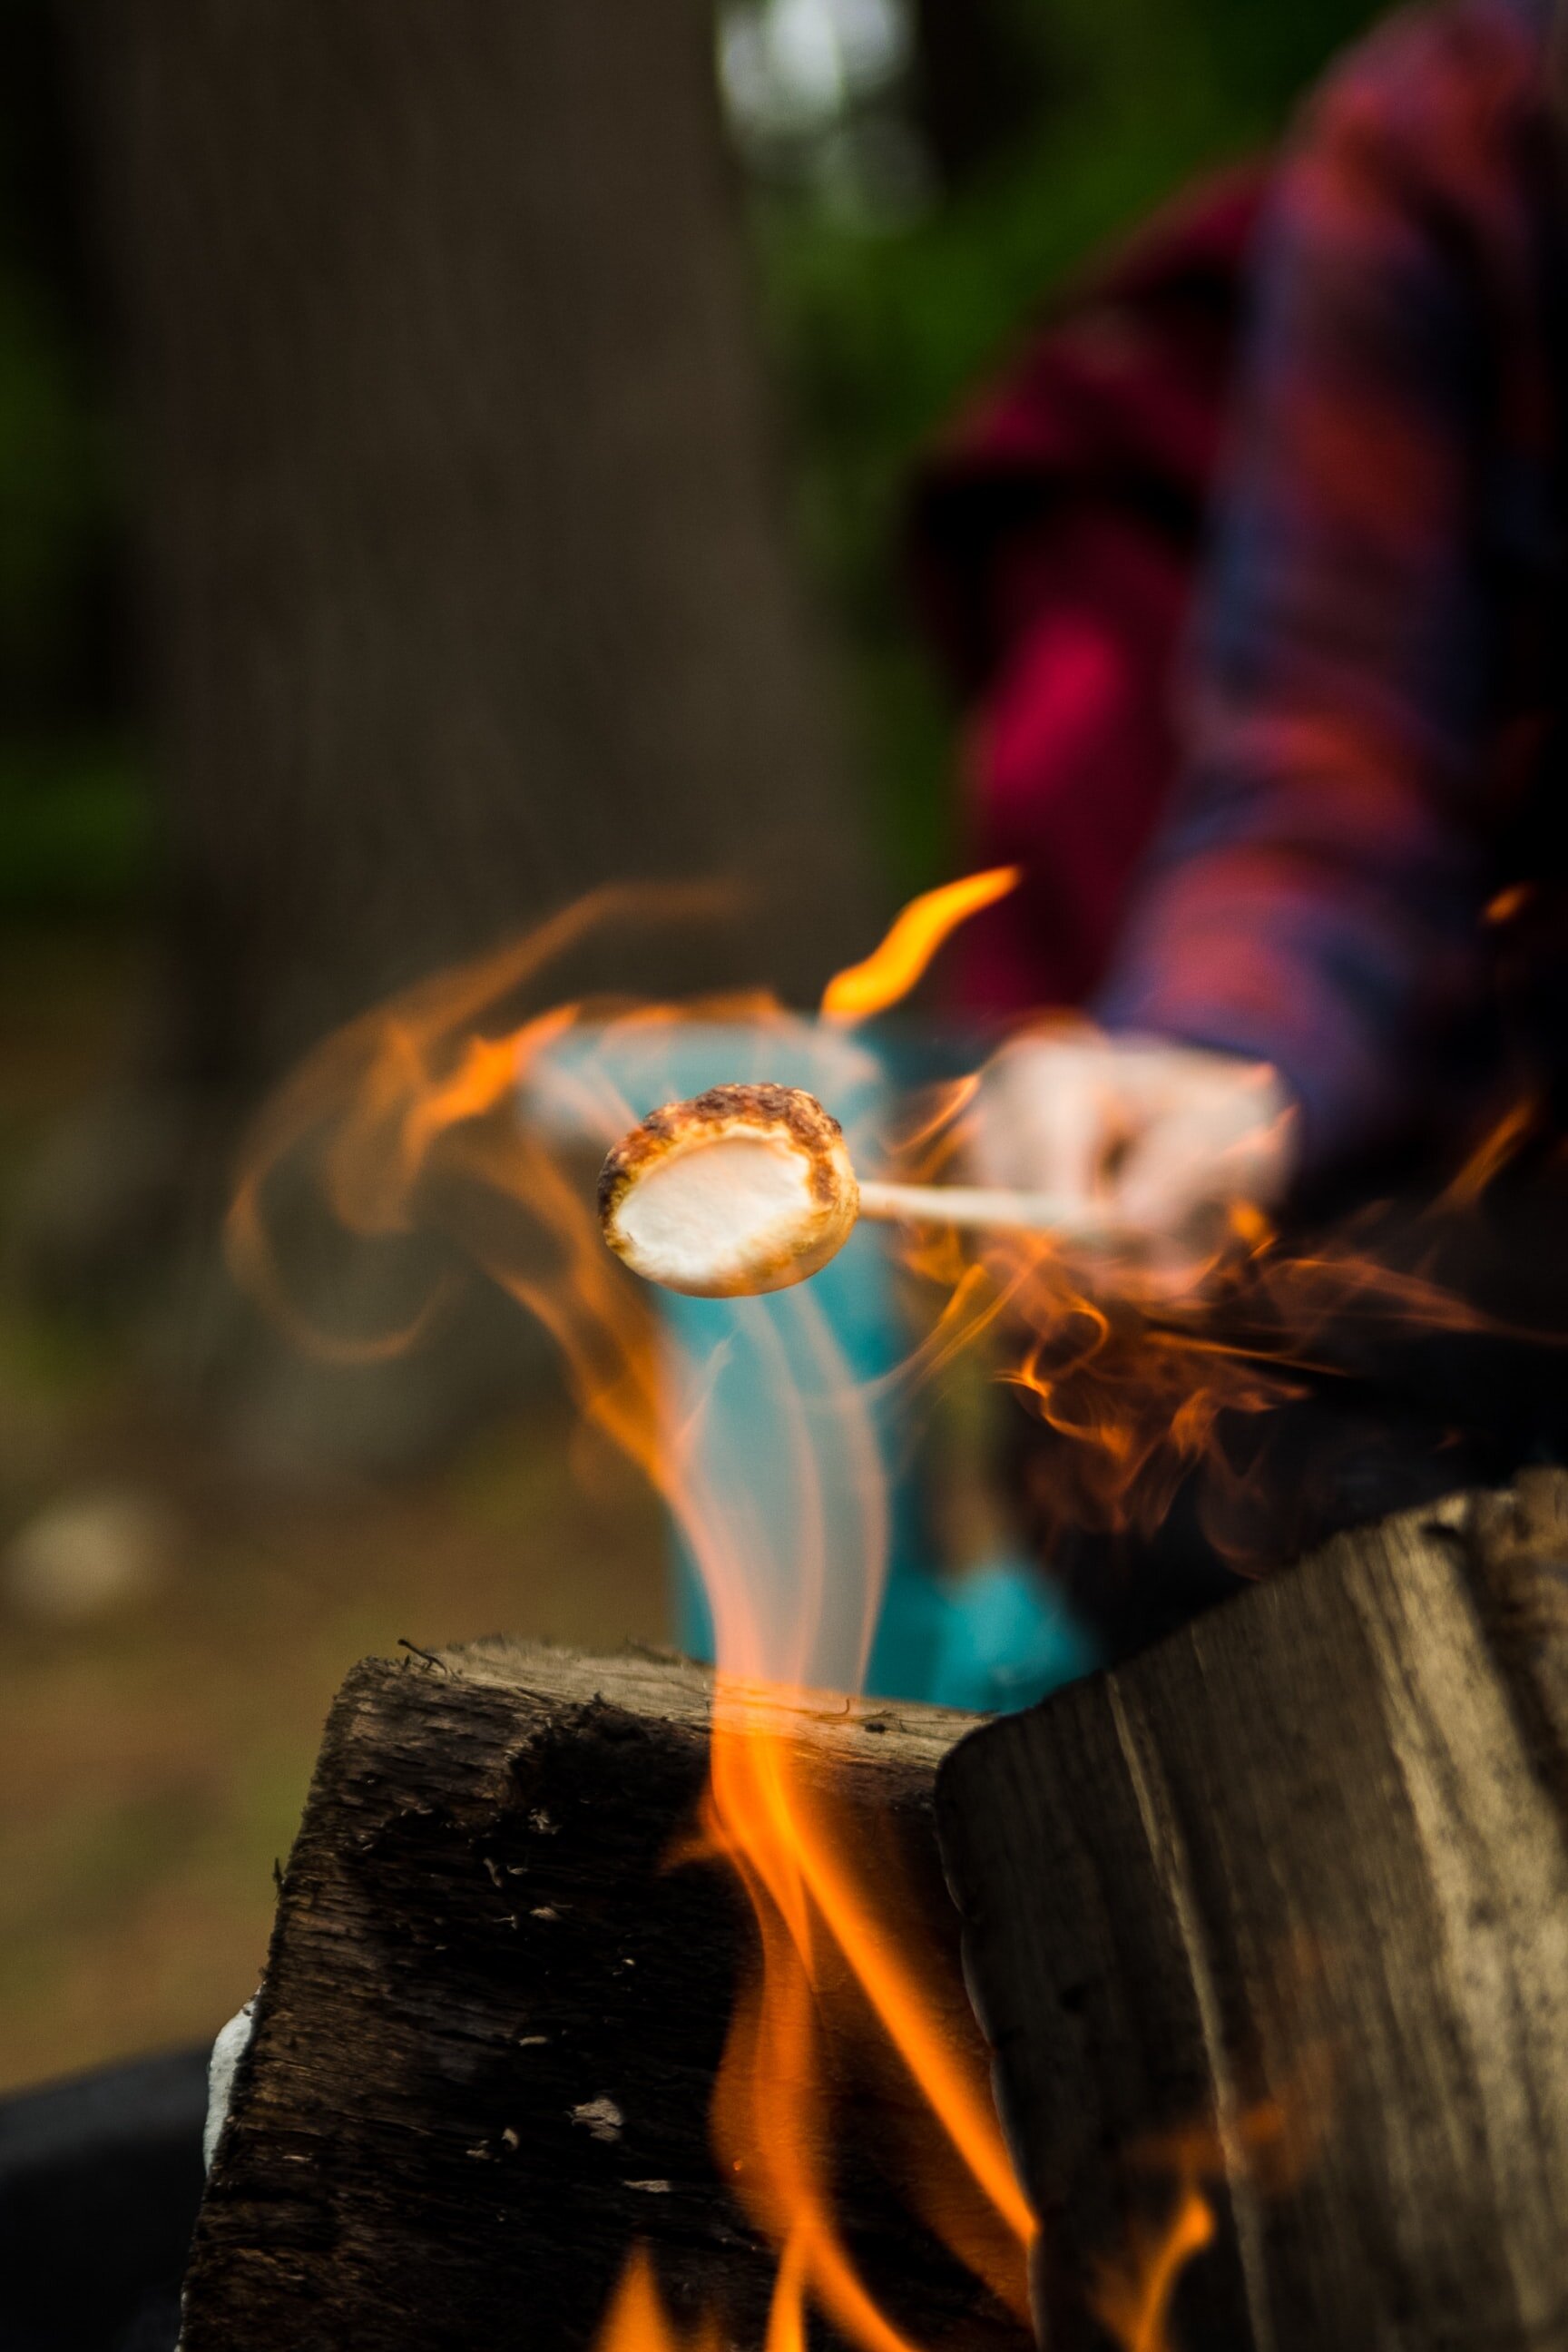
left=1099, top=0, right=1568, bottom=1174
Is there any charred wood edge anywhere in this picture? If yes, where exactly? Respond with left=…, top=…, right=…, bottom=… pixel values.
left=932, top=1471, right=1568, bottom=2352
left=223, top=1637, right=974, bottom=2148
left=425, top=1633, right=976, bottom=1770
left=185, top=1638, right=1022, bottom=2352
left=1455, top=1467, right=1568, bottom=1818
left=219, top=1632, right=985, bottom=2131
left=241, top=1636, right=975, bottom=1910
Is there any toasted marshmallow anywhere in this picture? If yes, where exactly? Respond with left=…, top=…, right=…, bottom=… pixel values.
left=598, top=1083, right=858, bottom=1298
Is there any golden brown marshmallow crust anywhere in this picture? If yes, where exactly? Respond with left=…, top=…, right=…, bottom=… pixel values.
left=597, top=1083, right=859, bottom=1298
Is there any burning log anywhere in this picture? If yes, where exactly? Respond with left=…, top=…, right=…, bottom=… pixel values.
left=180, top=1640, right=1032, bottom=2352
left=936, top=1470, right=1568, bottom=2351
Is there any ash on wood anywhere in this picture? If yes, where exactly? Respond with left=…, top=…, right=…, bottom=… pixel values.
left=936, top=1472, right=1568, bottom=2352
left=181, top=1642, right=1030, bottom=2352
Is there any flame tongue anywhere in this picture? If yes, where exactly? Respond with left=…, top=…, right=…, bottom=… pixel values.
left=819, top=867, right=1020, bottom=1025
left=595, top=2246, right=725, bottom=2352
left=225, top=867, right=1387, bottom=2352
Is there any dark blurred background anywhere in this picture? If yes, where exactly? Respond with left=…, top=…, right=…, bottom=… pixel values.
left=0, top=0, right=1381, bottom=2097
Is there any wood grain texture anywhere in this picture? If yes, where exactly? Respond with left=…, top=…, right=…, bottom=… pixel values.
left=181, top=1641, right=1030, bottom=2352
left=936, top=1473, right=1568, bottom=2352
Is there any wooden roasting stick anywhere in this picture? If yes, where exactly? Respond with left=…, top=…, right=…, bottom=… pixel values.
left=180, top=1644, right=1030, bottom=2352
left=597, top=1083, right=1103, bottom=1298
left=936, top=1469, right=1568, bottom=2352
left=854, top=1179, right=1092, bottom=1236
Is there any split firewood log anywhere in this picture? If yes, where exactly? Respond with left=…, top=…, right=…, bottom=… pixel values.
left=936, top=1470, right=1568, bottom=2352
left=180, top=1642, right=1030, bottom=2352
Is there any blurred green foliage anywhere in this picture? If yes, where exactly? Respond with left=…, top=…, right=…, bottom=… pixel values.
left=0, top=0, right=152, bottom=920
left=0, top=733, right=152, bottom=915
left=0, top=248, right=147, bottom=916
left=748, top=0, right=1384, bottom=888
left=0, top=261, right=104, bottom=714
left=0, top=0, right=1383, bottom=918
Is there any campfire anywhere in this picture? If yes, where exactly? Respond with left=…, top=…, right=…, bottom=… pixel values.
left=187, top=875, right=1568, bottom=2352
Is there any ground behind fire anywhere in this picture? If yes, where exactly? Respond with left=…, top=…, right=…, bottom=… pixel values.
left=0, top=924, right=664, bottom=2095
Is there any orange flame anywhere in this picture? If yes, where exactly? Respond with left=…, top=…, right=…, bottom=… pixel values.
left=869, top=1061, right=1544, bottom=1569
left=1436, top=1092, right=1539, bottom=1211
left=1485, top=881, right=1534, bottom=926
left=228, top=877, right=1034, bottom=2352
left=1089, top=2185, right=1215, bottom=2352
left=595, top=2245, right=726, bottom=2352
left=1087, top=2063, right=1330, bottom=2352
left=699, top=1690, right=1034, bottom=2347
left=225, top=873, right=1490, bottom=2351
left=820, top=867, right=1019, bottom=1024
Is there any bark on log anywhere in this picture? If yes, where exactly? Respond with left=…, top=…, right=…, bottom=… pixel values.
left=936, top=1470, right=1568, bottom=2352
left=181, top=1641, right=1031, bottom=2352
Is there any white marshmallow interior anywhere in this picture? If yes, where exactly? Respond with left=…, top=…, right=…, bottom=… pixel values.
left=614, top=1131, right=818, bottom=1290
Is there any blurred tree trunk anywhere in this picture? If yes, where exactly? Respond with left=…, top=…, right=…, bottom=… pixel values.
left=74, top=0, right=875, bottom=1081
left=910, top=0, right=1055, bottom=193
left=40, top=0, right=880, bottom=1465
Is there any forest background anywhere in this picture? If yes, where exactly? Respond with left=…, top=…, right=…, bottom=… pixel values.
left=0, top=0, right=1380, bottom=2094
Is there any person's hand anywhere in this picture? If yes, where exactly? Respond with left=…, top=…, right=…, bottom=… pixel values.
left=969, top=1030, right=1299, bottom=1283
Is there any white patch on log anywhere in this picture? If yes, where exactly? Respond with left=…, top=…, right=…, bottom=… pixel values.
left=203, top=1998, right=259, bottom=2171
left=570, top=2096, right=624, bottom=2142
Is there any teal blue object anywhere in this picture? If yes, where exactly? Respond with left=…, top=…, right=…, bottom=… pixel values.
left=922, top=1556, right=1100, bottom=1713
left=527, top=1021, right=1098, bottom=1713
left=659, top=1219, right=948, bottom=1702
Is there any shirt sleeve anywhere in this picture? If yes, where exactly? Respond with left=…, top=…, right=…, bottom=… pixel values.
left=1095, top=12, right=1522, bottom=1176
